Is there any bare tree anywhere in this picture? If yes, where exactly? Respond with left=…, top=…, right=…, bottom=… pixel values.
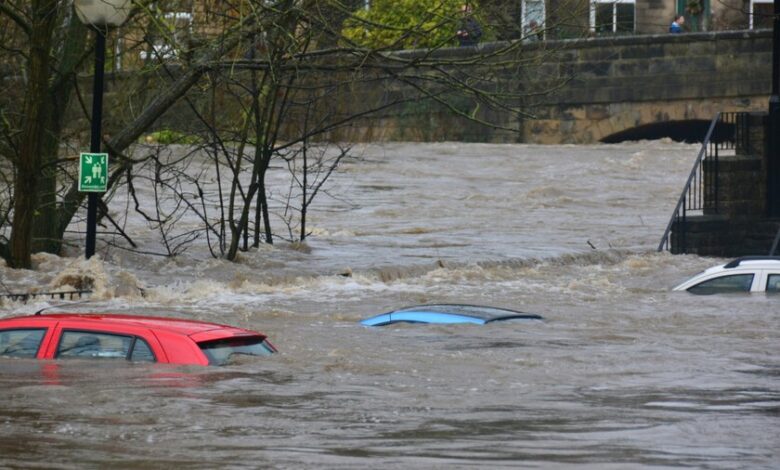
left=0, top=0, right=586, bottom=266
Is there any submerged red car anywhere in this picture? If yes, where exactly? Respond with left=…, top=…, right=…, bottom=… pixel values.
left=0, top=313, right=276, bottom=366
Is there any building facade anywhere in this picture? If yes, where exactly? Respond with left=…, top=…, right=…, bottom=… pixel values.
left=115, top=0, right=771, bottom=70
left=509, top=0, right=771, bottom=38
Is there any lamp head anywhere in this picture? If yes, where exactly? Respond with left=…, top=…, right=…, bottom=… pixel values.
left=74, top=0, right=132, bottom=27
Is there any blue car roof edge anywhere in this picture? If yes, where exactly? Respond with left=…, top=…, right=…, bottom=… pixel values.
left=391, top=311, right=486, bottom=323
left=360, top=313, right=392, bottom=326
left=361, top=313, right=484, bottom=326
left=394, top=303, right=527, bottom=314
left=484, top=314, right=544, bottom=323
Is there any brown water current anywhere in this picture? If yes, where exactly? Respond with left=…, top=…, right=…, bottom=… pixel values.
left=0, top=141, right=778, bottom=468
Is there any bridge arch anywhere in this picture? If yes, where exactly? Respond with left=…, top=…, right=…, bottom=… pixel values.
left=541, top=96, right=766, bottom=144
left=601, top=119, right=717, bottom=143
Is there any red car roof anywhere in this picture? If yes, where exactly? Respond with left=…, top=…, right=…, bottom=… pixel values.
left=0, top=313, right=257, bottom=338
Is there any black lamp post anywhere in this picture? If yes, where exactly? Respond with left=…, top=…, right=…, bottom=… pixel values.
left=769, top=0, right=780, bottom=217
left=74, top=0, right=131, bottom=258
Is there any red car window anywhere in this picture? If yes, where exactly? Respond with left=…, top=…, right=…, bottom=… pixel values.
left=129, top=338, right=156, bottom=362
left=57, top=330, right=156, bottom=362
left=198, top=337, right=276, bottom=366
left=0, top=329, right=47, bottom=358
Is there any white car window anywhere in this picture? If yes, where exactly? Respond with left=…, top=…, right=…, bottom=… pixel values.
left=688, top=273, right=754, bottom=295
left=767, top=274, right=780, bottom=293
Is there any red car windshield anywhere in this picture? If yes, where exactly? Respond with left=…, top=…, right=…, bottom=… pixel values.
left=198, top=337, right=276, bottom=366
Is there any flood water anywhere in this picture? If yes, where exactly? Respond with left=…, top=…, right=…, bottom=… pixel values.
left=0, top=141, right=778, bottom=468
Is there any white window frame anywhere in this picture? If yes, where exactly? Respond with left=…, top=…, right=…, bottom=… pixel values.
left=589, top=0, right=636, bottom=34
left=750, top=0, right=773, bottom=29
left=521, top=0, right=546, bottom=39
left=139, top=11, right=193, bottom=61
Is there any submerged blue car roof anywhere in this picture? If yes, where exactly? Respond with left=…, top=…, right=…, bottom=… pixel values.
left=360, top=304, right=543, bottom=326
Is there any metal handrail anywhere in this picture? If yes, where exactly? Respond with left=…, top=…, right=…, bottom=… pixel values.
left=657, top=112, right=746, bottom=253
left=657, top=114, right=720, bottom=252
left=0, top=290, right=92, bottom=302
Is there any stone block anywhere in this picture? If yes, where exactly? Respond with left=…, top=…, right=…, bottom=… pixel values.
left=561, top=107, right=587, bottom=120
left=620, top=44, right=665, bottom=60
left=613, top=60, right=650, bottom=77
left=576, top=48, right=619, bottom=63
left=646, top=58, right=677, bottom=75
left=703, top=155, right=767, bottom=217
left=585, top=105, right=610, bottom=120
left=723, top=37, right=772, bottom=54
left=581, top=61, right=612, bottom=78
left=738, top=112, right=768, bottom=157
left=663, top=42, right=694, bottom=57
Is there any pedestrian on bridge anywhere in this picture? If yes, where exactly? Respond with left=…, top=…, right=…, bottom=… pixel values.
left=669, top=14, right=685, bottom=33
left=456, top=4, right=483, bottom=47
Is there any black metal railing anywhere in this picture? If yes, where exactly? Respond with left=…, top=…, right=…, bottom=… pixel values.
left=657, top=112, right=748, bottom=253
left=0, top=290, right=92, bottom=303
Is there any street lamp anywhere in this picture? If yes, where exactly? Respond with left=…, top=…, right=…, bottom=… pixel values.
left=74, top=0, right=132, bottom=259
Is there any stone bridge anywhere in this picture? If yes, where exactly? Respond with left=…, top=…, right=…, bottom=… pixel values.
left=97, top=30, right=773, bottom=145
left=358, top=29, right=773, bottom=144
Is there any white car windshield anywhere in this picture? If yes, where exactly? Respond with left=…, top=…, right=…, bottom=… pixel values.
left=687, top=273, right=754, bottom=295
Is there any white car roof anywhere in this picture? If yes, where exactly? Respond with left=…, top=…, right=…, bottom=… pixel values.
left=723, top=256, right=780, bottom=267
left=673, top=256, right=780, bottom=291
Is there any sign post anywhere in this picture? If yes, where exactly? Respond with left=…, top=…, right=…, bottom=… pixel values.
left=74, top=0, right=129, bottom=259
left=79, top=148, right=108, bottom=259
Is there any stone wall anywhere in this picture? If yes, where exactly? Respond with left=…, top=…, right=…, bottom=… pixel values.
left=338, top=29, right=772, bottom=144
left=516, top=29, right=772, bottom=142
left=673, top=216, right=780, bottom=256
left=89, top=29, right=774, bottom=145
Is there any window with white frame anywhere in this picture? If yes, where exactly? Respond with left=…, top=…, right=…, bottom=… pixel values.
left=590, top=0, right=635, bottom=35
left=140, top=11, right=193, bottom=61
left=750, top=0, right=773, bottom=29
left=521, top=0, right=545, bottom=40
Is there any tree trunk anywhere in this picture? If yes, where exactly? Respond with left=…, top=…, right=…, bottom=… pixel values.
left=32, top=12, right=88, bottom=255
left=8, top=0, right=58, bottom=268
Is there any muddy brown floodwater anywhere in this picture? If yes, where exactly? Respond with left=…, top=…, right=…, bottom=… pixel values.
left=0, top=141, right=777, bottom=468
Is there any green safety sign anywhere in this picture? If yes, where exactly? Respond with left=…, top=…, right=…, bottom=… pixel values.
left=78, top=152, right=108, bottom=192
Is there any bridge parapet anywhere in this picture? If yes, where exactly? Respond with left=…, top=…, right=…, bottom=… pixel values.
left=520, top=30, right=773, bottom=143
left=336, top=30, right=774, bottom=143
left=81, top=30, right=775, bottom=145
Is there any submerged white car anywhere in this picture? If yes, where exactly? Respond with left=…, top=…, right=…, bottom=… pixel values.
left=673, top=257, right=780, bottom=294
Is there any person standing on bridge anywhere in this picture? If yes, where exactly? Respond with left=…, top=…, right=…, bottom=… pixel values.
left=669, top=14, right=685, bottom=33
left=456, top=4, right=483, bottom=47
